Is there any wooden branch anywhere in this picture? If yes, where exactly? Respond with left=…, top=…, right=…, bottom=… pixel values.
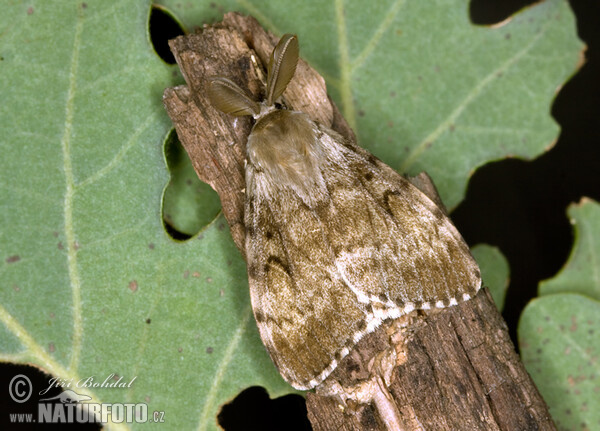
left=163, top=13, right=555, bottom=430
left=306, top=287, right=555, bottom=430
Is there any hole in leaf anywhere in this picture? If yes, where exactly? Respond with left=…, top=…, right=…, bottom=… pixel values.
left=469, top=0, right=539, bottom=25
left=149, top=5, right=184, bottom=65
left=162, top=129, right=221, bottom=241
left=0, top=363, right=101, bottom=429
left=217, top=386, right=311, bottom=431
left=454, top=0, right=600, bottom=342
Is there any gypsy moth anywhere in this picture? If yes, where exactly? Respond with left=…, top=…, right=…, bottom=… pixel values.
left=207, top=34, right=481, bottom=390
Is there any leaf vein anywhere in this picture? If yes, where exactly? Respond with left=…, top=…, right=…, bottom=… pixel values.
left=61, top=4, right=85, bottom=373
left=0, top=303, right=129, bottom=430
left=197, top=306, right=253, bottom=431
left=77, top=115, right=156, bottom=189
left=351, top=0, right=405, bottom=73
left=335, top=0, right=356, bottom=131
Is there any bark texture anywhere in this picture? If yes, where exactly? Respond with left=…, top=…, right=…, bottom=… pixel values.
left=163, top=12, right=555, bottom=430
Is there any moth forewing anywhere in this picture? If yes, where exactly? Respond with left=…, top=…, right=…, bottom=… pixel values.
left=207, top=34, right=482, bottom=390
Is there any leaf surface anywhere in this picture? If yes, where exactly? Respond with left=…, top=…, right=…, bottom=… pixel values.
left=519, top=294, right=600, bottom=431
left=519, top=199, right=600, bottom=429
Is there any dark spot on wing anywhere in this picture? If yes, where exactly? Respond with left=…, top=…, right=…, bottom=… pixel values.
left=247, top=263, right=260, bottom=279
left=265, top=255, right=292, bottom=277
left=357, top=319, right=366, bottom=331
left=281, top=315, right=294, bottom=325
left=312, top=198, right=330, bottom=218
left=364, top=172, right=373, bottom=181
left=247, top=196, right=255, bottom=213
left=382, top=190, right=404, bottom=217
left=265, top=230, right=273, bottom=240
left=430, top=206, right=445, bottom=221
left=255, top=310, right=266, bottom=322
left=330, top=242, right=344, bottom=256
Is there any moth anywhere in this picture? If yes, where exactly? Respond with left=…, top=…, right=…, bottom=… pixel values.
left=207, top=34, right=481, bottom=390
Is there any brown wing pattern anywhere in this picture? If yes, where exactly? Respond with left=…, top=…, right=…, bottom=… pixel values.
left=245, top=173, right=368, bottom=388
left=244, top=122, right=481, bottom=389
left=317, top=126, right=481, bottom=310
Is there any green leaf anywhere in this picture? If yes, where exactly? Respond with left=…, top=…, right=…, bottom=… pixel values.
left=518, top=294, right=600, bottom=431
left=0, top=0, right=583, bottom=430
left=521, top=199, right=600, bottom=429
left=162, top=131, right=221, bottom=237
left=539, top=199, right=600, bottom=301
left=159, top=0, right=582, bottom=208
left=471, top=244, right=510, bottom=311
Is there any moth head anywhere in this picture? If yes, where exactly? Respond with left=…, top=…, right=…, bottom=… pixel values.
left=207, top=34, right=299, bottom=120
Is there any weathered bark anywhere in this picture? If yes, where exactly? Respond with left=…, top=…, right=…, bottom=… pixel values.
left=163, top=12, right=555, bottom=430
